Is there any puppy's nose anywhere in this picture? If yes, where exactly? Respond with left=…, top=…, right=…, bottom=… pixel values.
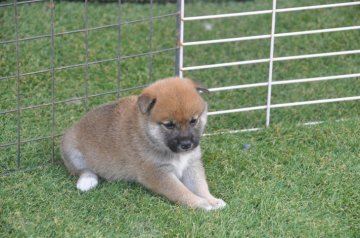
left=179, top=140, right=192, bottom=151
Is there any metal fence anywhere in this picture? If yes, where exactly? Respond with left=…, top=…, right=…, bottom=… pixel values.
left=0, top=0, right=179, bottom=174
left=1, top=0, right=360, bottom=174
left=177, top=0, right=360, bottom=132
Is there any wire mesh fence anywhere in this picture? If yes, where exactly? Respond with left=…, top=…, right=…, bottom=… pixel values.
left=0, top=0, right=179, bottom=174
left=1, top=0, right=360, bottom=174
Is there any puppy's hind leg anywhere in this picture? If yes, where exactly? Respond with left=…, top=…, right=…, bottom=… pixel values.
left=61, top=132, right=99, bottom=192
left=62, top=148, right=99, bottom=192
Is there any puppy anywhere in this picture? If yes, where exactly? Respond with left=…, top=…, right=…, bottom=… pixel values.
left=61, top=77, right=226, bottom=211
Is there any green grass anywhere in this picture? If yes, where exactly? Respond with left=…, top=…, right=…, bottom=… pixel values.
left=1, top=119, right=360, bottom=237
left=0, top=0, right=360, bottom=236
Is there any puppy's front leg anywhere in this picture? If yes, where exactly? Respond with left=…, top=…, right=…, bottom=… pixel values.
left=138, top=168, right=212, bottom=210
left=182, top=160, right=226, bottom=210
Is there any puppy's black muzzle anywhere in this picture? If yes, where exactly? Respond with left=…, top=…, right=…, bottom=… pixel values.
left=168, top=137, right=199, bottom=153
left=179, top=140, right=193, bottom=151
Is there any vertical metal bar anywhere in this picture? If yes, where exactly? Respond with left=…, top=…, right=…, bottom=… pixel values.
left=148, top=0, right=154, bottom=82
left=266, top=0, right=277, bottom=127
left=14, top=0, right=21, bottom=168
left=175, top=0, right=180, bottom=76
left=50, top=0, right=56, bottom=162
left=175, top=0, right=184, bottom=78
left=84, top=0, right=89, bottom=111
left=116, top=0, right=122, bottom=99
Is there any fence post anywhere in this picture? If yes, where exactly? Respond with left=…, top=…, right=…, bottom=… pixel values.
left=84, top=0, right=89, bottom=112
left=266, top=0, right=277, bottom=127
left=148, top=0, right=154, bottom=83
left=14, top=0, right=21, bottom=168
left=175, top=0, right=184, bottom=78
left=116, top=0, right=122, bottom=99
left=50, top=0, right=56, bottom=162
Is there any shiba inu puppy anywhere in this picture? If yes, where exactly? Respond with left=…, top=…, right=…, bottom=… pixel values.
left=61, top=77, right=226, bottom=211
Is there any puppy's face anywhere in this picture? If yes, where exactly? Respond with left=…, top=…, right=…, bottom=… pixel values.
left=138, top=78, right=208, bottom=153
left=153, top=107, right=207, bottom=153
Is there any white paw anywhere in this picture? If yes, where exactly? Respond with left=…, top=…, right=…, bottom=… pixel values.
left=207, top=198, right=226, bottom=211
left=193, top=198, right=213, bottom=211
left=211, top=199, right=227, bottom=210
left=76, top=174, right=98, bottom=192
left=198, top=198, right=226, bottom=211
left=198, top=201, right=213, bottom=211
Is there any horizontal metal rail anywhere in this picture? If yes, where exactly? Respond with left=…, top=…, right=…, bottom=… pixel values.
left=208, top=96, right=360, bottom=116
left=203, top=127, right=262, bottom=136
left=0, top=47, right=176, bottom=81
left=203, top=118, right=350, bottom=136
left=275, top=49, right=360, bottom=61
left=276, top=1, right=360, bottom=13
left=183, top=1, right=360, bottom=21
left=0, top=12, right=178, bottom=45
left=208, top=105, right=268, bottom=115
left=183, top=59, right=269, bottom=71
left=209, top=82, right=268, bottom=92
left=183, top=35, right=271, bottom=46
left=0, top=134, right=62, bottom=149
left=276, top=25, right=360, bottom=37
left=183, top=9, right=273, bottom=21
left=0, top=84, right=148, bottom=116
left=271, top=95, right=360, bottom=108
left=208, top=73, right=360, bottom=92
left=182, top=49, right=360, bottom=71
left=0, top=0, right=44, bottom=8
left=183, top=25, right=360, bottom=46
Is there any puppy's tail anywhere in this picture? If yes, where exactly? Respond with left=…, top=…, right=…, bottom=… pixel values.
left=76, top=170, right=99, bottom=192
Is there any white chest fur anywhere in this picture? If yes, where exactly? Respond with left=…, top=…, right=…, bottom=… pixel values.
left=170, top=147, right=200, bottom=178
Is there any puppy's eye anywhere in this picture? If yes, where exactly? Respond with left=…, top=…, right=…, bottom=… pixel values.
left=189, top=118, right=198, bottom=126
left=162, top=122, right=176, bottom=130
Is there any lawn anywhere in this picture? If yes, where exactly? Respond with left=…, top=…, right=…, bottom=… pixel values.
left=1, top=119, right=360, bottom=237
left=1, top=0, right=360, bottom=236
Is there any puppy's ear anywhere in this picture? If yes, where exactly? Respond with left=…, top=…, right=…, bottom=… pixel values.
left=183, top=78, right=209, bottom=93
left=195, top=84, right=209, bottom=93
left=138, top=94, right=156, bottom=114
left=193, top=80, right=210, bottom=93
